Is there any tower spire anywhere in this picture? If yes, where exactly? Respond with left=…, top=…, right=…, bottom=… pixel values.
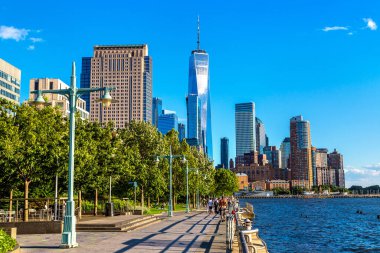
left=197, top=16, right=200, bottom=50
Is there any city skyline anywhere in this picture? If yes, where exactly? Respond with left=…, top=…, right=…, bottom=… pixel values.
left=1, top=0, right=380, bottom=186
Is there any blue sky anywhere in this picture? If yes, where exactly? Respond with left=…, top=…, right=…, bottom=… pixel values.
left=1, top=0, right=380, bottom=187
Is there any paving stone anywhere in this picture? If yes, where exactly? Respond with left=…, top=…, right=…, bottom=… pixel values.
left=18, top=211, right=226, bottom=253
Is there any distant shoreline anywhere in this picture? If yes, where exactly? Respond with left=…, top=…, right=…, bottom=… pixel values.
left=237, top=194, right=380, bottom=199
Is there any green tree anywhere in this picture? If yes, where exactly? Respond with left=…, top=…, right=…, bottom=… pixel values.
left=214, top=168, right=238, bottom=196
left=121, top=121, right=166, bottom=209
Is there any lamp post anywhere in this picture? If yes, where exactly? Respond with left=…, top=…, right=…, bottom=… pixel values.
left=155, top=146, right=186, bottom=217
left=31, top=62, right=116, bottom=248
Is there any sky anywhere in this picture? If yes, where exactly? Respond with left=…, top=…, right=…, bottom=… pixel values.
left=1, top=0, right=380, bottom=187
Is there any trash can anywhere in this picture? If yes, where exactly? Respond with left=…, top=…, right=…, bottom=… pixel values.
left=105, top=202, right=114, bottom=217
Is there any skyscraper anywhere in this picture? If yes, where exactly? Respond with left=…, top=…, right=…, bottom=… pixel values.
left=152, top=97, right=162, bottom=127
left=80, top=57, right=91, bottom=113
left=280, top=137, right=291, bottom=169
left=264, top=146, right=282, bottom=169
left=328, top=149, right=345, bottom=188
left=235, top=102, right=256, bottom=157
left=0, top=58, right=20, bottom=104
left=178, top=123, right=186, bottom=142
left=289, top=115, right=313, bottom=189
left=255, top=117, right=266, bottom=154
left=220, top=137, right=229, bottom=169
left=186, top=17, right=213, bottom=159
left=158, top=110, right=178, bottom=135
left=89, top=45, right=152, bottom=128
left=314, top=148, right=329, bottom=186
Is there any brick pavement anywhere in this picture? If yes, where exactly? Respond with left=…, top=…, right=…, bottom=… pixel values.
left=17, top=211, right=226, bottom=253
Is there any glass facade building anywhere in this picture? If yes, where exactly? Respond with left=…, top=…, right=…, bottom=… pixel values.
left=220, top=137, right=229, bottom=169
left=152, top=97, right=162, bottom=127
left=235, top=102, right=256, bottom=157
left=280, top=137, right=291, bottom=169
left=80, top=57, right=91, bottom=113
left=158, top=110, right=178, bottom=135
left=178, top=123, right=186, bottom=142
left=187, top=48, right=213, bottom=159
left=255, top=117, right=266, bottom=154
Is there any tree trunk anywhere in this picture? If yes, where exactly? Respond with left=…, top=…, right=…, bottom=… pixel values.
left=9, top=190, right=13, bottom=214
left=147, top=196, right=151, bottom=209
left=94, top=189, right=98, bottom=216
left=193, top=191, right=196, bottom=208
left=141, top=186, right=144, bottom=215
left=78, top=190, right=82, bottom=220
left=173, top=194, right=176, bottom=211
left=24, top=180, right=30, bottom=222
left=157, top=195, right=159, bottom=205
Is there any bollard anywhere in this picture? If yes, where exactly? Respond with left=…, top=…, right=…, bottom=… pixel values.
left=244, top=218, right=252, bottom=230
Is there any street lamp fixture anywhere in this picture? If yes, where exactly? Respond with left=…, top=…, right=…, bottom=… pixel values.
left=31, top=62, right=117, bottom=248
left=96, top=89, right=118, bottom=108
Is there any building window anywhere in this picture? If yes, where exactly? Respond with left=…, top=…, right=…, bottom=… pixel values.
left=50, top=82, right=54, bottom=90
left=34, top=81, right=39, bottom=90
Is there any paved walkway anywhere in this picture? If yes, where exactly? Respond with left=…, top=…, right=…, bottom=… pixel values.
left=18, top=212, right=226, bottom=253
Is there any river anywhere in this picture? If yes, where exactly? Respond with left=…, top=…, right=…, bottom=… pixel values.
left=239, top=198, right=380, bottom=253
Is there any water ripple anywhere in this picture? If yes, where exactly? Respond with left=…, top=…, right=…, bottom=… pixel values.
left=240, top=198, right=380, bottom=253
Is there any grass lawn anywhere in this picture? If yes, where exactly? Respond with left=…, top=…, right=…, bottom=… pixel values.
left=145, top=203, right=191, bottom=215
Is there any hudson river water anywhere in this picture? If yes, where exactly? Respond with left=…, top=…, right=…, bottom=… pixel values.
left=239, top=198, right=380, bottom=253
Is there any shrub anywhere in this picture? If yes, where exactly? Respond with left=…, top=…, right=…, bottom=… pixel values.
left=0, top=229, right=17, bottom=253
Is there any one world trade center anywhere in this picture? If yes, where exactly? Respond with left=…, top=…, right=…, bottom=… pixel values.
left=186, top=17, right=213, bottom=159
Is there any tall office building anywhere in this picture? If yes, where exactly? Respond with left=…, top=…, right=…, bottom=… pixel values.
left=89, top=45, right=152, bottom=128
left=186, top=17, right=213, bottom=159
left=80, top=57, right=92, bottom=112
left=235, top=102, right=256, bottom=157
left=255, top=117, right=266, bottom=154
left=178, top=123, right=186, bottom=142
left=328, top=149, right=345, bottom=188
left=314, top=148, right=329, bottom=186
left=264, top=146, right=282, bottom=169
left=29, top=78, right=89, bottom=119
left=280, top=137, right=291, bottom=169
left=152, top=97, right=162, bottom=127
left=289, top=115, right=313, bottom=189
left=0, top=58, right=20, bottom=104
left=220, top=137, right=229, bottom=169
left=158, top=110, right=178, bottom=135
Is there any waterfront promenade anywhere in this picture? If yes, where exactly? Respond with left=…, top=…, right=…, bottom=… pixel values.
left=17, top=211, right=226, bottom=253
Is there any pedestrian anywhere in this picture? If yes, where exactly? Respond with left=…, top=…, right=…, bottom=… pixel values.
left=219, top=196, right=227, bottom=221
left=208, top=199, right=213, bottom=214
left=213, top=198, right=219, bottom=215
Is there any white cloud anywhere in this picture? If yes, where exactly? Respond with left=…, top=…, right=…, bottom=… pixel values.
left=363, top=18, right=377, bottom=30
left=345, top=164, right=380, bottom=187
left=0, top=25, right=29, bottom=41
left=348, top=32, right=353, bottom=36
left=322, top=26, right=348, bottom=32
left=30, top=37, right=43, bottom=43
left=27, top=45, right=35, bottom=50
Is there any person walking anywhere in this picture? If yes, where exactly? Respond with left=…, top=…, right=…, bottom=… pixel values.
left=213, top=198, right=219, bottom=215
left=219, top=196, right=227, bottom=221
left=208, top=199, right=213, bottom=214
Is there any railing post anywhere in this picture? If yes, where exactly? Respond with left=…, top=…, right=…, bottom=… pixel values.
left=226, top=214, right=234, bottom=251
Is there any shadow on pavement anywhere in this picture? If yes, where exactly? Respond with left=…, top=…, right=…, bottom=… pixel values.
left=114, top=212, right=219, bottom=253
